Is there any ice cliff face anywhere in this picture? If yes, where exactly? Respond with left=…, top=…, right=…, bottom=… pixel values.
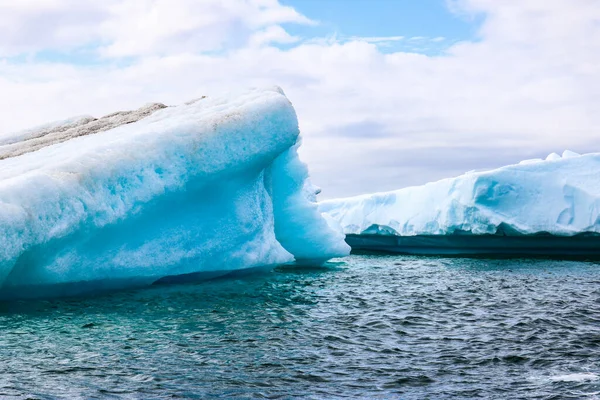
left=320, top=151, right=600, bottom=237
left=0, top=87, right=349, bottom=295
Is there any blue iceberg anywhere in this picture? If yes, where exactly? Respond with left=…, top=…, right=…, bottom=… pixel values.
left=0, top=87, right=349, bottom=297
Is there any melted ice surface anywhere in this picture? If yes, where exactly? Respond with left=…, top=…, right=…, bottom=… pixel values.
left=0, top=87, right=349, bottom=293
left=321, top=151, right=600, bottom=237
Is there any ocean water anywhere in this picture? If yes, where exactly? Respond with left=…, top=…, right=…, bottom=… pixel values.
left=1, top=254, right=600, bottom=399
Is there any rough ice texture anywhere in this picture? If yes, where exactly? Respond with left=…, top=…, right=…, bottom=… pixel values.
left=320, top=151, right=600, bottom=237
left=0, top=87, right=349, bottom=293
left=0, top=103, right=167, bottom=160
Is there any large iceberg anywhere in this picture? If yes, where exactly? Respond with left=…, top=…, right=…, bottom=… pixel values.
left=0, top=87, right=349, bottom=297
left=320, top=152, right=600, bottom=256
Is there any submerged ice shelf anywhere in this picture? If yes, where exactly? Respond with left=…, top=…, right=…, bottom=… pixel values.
left=320, top=151, right=600, bottom=256
left=0, top=87, right=349, bottom=298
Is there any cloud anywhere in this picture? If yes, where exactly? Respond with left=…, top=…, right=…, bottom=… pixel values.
left=349, top=36, right=405, bottom=43
left=249, top=25, right=300, bottom=47
left=0, top=0, right=110, bottom=56
left=99, top=0, right=314, bottom=57
left=0, top=0, right=313, bottom=57
left=1, top=0, right=599, bottom=199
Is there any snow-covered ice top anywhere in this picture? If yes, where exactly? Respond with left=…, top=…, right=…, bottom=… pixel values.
left=0, top=87, right=349, bottom=295
left=320, top=151, right=600, bottom=237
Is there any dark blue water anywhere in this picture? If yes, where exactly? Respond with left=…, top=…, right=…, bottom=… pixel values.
left=1, top=255, right=600, bottom=399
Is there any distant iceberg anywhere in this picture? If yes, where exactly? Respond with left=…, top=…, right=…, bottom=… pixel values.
left=0, top=87, right=349, bottom=297
left=320, top=151, right=600, bottom=256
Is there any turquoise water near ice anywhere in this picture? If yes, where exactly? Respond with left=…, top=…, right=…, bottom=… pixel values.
left=1, top=255, right=600, bottom=399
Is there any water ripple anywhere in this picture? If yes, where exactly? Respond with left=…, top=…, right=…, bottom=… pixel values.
left=0, top=255, right=599, bottom=398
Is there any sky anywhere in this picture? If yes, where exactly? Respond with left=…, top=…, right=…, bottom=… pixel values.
left=1, top=0, right=599, bottom=199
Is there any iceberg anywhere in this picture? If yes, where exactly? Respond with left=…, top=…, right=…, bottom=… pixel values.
left=0, top=87, right=349, bottom=298
left=320, top=151, right=600, bottom=257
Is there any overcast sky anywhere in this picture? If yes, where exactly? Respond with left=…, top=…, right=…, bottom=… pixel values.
left=1, top=0, right=599, bottom=199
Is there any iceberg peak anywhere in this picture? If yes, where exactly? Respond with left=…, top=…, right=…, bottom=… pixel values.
left=561, top=149, right=581, bottom=159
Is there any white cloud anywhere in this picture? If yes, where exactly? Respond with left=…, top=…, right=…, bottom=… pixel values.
left=249, top=25, right=300, bottom=47
left=0, top=0, right=313, bottom=57
left=0, top=0, right=109, bottom=55
left=1, top=0, right=599, bottom=198
left=99, top=0, right=314, bottom=57
left=349, top=36, right=405, bottom=43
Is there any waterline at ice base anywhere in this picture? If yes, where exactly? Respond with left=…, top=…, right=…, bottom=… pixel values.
left=320, top=151, right=600, bottom=258
left=0, top=87, right=350, bottom=299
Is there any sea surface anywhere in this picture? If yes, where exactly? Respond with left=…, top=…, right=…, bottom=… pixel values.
left=1, top=254, right=600, bottom=399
